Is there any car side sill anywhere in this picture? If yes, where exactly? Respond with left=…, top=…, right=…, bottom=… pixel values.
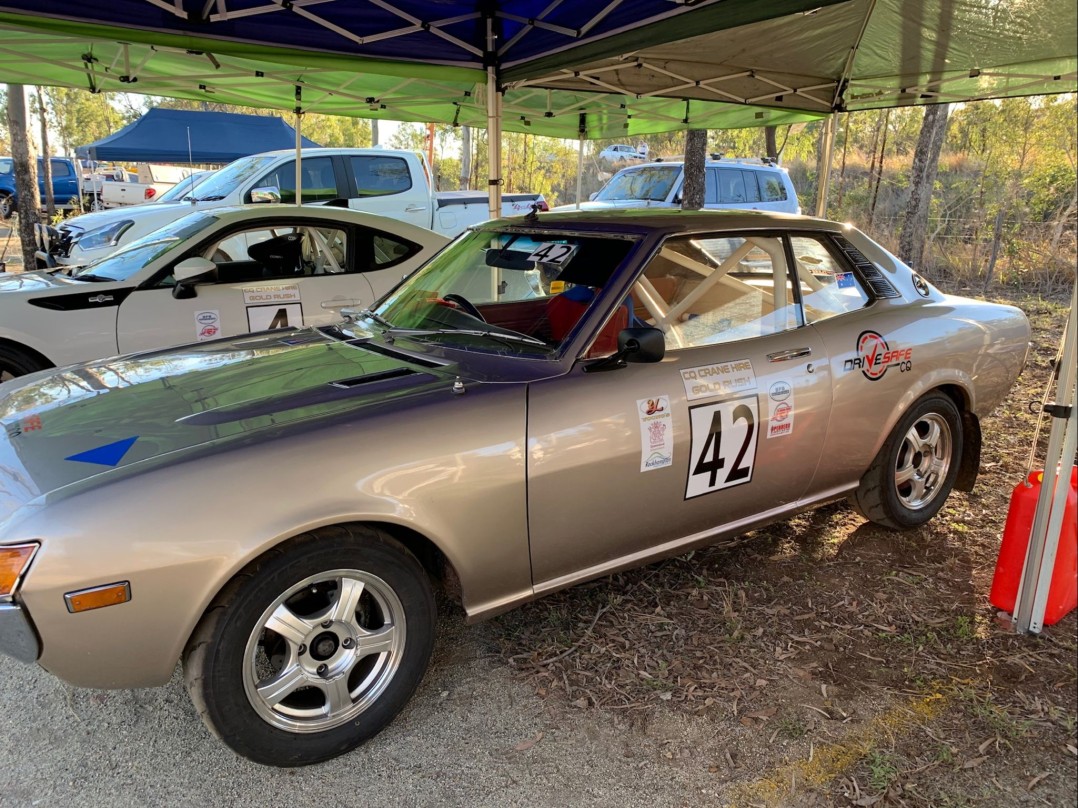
left=466, top=483, right=857, bottom=624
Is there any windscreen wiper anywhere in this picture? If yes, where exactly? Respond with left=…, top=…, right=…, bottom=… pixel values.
left=387, top=327, right=547, bottom=347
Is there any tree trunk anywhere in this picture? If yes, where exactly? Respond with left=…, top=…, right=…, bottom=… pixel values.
left=681, top=129, right=707, bottom=210
left=764, top=126, right=778, bottom=161
left=5, top=84, right=40, bottom=270
left=836, top=114, right=850, bottom=208
left=898, top=104, right=951, bottom=270
left=982, top=208, right=1006, bottom=293
left=370, top=119, right=379, bottom=147
left=868, top=108, right=891, bottom=229
left=36, top=89, right=55, bottom=218
left=459, top=125, right=472, bottom=190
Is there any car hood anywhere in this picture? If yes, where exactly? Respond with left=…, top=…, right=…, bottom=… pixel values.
left=550, top=200, right=669, bottom=212
left=0, top=328, right=458, bottom=526
left=0, top=269, right=90, bottom=295
left=60, top=202, right=193, bottom=233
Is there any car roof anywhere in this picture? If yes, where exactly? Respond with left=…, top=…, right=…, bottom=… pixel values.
left=483, top=208, right=844, bottom=236
left=194, top=204, right=447, bottom=240
left=251, top=147, right=417, bottom=159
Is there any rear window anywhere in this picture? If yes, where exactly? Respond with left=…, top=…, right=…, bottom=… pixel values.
left=760, top=172, right=788, bottom=202
left=350, top=156, right=412, bottom=197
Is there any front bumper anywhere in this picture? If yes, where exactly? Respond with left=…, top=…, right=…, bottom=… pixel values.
left=0, top=601, right=41, bottom=663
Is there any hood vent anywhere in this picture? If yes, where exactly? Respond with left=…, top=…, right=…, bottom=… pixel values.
left=330, top=367, right=415, bottom=388
left=349, top=341, right=446, bottom=368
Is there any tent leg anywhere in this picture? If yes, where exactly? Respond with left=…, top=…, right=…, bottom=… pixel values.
left=575, top=137, right=584, bottom=210
left=1013, top=284, right=1077, bottom=634
left=814, top=113, right=836, bottom=218
left=486, top=65, right=502, bottom=222
left=295, top=111, right=303, bottom=206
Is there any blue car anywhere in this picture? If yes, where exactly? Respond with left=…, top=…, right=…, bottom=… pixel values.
left=0, top=156, right=82, bottom=218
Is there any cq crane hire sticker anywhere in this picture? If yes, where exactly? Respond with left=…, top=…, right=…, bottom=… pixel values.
left=843, top=330, right=913, bottom=381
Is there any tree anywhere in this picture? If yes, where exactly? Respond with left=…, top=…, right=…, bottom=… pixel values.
left=899, top=104, right=951, bottom=270
left=5, top=84, right=39, bottom=268
left=681, top=129, right=707, bottom=210
left=35, top=89, right=54, bottom=218
left=459, top=125, right=472, bottom=190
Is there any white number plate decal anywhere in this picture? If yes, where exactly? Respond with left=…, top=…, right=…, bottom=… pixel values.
left=686, top=395, right=759, bottom=499
left=526, top=242, right=577, bottom=266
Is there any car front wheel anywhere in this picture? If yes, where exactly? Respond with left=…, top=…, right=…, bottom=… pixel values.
left=183, top=526, right=436, bottom=766
left=852, top=391, right=963, bottom=530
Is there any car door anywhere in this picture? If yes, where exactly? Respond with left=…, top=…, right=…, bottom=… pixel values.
left=345, top=155, right=430, bottom=228
left=49, top=159, right=80, bottom=206
left=526, top=230, right=833, bottom=586
left=115, top=217, right=406, bottom=353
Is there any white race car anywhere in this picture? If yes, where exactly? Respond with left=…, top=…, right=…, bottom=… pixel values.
left=0, top=205, right=448, bottom=381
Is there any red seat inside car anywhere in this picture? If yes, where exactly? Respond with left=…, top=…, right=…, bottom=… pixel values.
left=546, top=288, right=629, bottom=357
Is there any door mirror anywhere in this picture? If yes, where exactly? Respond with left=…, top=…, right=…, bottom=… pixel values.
left=172, top=257, right=217, bottom=299
left=583, top=327, right=665, bottom=373
left=249, top=186, right=282, bottom=204
left=619, top=327, right=666, bottom=363
left=173, top=257, right=217, bottom=284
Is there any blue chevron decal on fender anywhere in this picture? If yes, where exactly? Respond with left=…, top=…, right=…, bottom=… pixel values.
left=65, top=436, right=139, bottom=467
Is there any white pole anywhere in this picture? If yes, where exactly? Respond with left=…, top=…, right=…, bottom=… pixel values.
left=1013, top=285, right=1077, bottom=634
left=814, top=113, right=836, bottom=218
left=485, top=14, right=502, bottom=222
left=294, top=111, right=303, bottom=206
left=575, top=137, right=584, bottom=210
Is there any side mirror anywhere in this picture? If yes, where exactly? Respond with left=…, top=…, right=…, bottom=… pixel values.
left=584, top=327, right=665, bottom=373
left=172, top=256, right=217, bottom=299
left=249, top=186, right=282, bottom=204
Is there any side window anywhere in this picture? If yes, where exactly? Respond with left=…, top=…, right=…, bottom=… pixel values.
left=253, top=157, right=339, bottom=203
left=790, top=235, right=870, bottom=322
left=356, top=227, right=421, bottom=272
left=633, top=233, right=800, bottom=349
left=717, top=169, right=748, bottom=204
left=704, top=168, right=719, bottom=205
left=760, top=173, right=788, bottom=202
left=196, top=224, right=350, bottom=282
left=741, top=170, right=761, bottom=202
left=51, top=160, right=72, bottom=178
left=349, top=156, right=412, bottom=197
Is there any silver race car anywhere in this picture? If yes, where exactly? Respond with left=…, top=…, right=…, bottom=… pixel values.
left=0, top=210, right=1030, bottom=766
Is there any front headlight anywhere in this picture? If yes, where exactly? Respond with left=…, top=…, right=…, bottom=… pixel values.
left=75, top=220, right=134, bottom=252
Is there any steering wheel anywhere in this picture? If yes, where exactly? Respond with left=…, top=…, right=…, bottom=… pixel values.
left=442, top=293, right=486, bottom=322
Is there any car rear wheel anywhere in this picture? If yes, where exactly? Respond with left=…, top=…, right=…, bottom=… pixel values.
left=0, top=345, right=48, bottom=383
left=0, top=193, right=13, bottom=220
left=183, top=526, right=436, bottom=766
left=851, top=392, right=963, bottom=530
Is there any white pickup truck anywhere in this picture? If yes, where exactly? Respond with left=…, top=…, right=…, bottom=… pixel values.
left=36, top=148, right=546, bottom=268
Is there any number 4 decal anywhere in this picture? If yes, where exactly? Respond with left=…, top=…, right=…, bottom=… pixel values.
left=686, top=395, right=759, bottom=499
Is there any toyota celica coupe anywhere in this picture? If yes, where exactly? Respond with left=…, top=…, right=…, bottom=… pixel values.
left=0, top=210, right=1030, bottom=766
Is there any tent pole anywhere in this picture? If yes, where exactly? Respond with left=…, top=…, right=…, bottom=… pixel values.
left=486, top=66, right=502, bottom=221
left=295, top=110, right=303, bottom=206
left=575, top=137, right=584, bottom=209
left=1013, top=284, right=1077, bottom=634
left=814, top=113, right=836, bottom=218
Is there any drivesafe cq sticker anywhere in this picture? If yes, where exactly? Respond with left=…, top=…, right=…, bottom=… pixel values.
left=195, top=310, right=220, bottom=341
left=637, top=396, right=673, bottom=472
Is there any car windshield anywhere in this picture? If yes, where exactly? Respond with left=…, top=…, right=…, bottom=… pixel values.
left=357, top=227, right=638, bottom=358
left=69, top=213, right=219, bottom=282
left=594, top=165, right=680, bottom=202
left=183, top=155, right=276, bottom=201
left=156, top=172, right=211, bottom=203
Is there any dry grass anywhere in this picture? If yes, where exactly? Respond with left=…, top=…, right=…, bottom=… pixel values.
left=486, top=286, right=1076, bottom=806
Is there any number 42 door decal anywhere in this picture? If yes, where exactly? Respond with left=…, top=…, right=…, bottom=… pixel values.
left=686, top=395, right=759, bottom=499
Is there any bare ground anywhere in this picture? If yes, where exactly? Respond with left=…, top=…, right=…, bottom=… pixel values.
left=483, top=286, right=1077, bottom=807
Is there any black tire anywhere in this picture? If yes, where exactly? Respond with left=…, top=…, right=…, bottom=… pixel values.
left=0, top=345, right=49, bottom=384
left=0, top=193, right=13, bottom=220
left=851, top=391, right=963, bottom=530
left=183, top=526, right=436, bottom=766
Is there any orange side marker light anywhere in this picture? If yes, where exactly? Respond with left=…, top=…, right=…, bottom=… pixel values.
left=64, top=582, right=132, bottom=613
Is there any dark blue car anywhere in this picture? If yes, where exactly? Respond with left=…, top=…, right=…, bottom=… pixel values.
left=0, top=156, right=82, bottom=218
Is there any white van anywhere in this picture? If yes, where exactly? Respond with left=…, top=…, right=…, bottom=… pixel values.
left=563, top=158, right=801, bottom=214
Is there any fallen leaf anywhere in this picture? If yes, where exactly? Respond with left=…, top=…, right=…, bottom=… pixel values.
left=746, top=707, right=778, bottom=719
left=977, top=737, right=995, bottom=755
left=852, top=796, right=881, bottom=806
left=739, top=716, right=754, bottom=727
left=961, top=756, right=988, bottom=769
left=1027, top=772, right=1050, bottom=790
left=513, top=731, right=544, bottom=752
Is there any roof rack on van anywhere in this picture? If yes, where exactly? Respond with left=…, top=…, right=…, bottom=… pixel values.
left=709, top=154, right=778, bottom=166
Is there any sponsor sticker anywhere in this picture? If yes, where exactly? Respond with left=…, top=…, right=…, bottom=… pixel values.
left=4, top=415, right=42, bottom=439
left=247, top=303, right=303, bottom=332
left=242, top=284, right=301, bottom=305
left=843, top=330, right=913, bottom=381
left=767, top=381, right=795, bottom=439
left=637, top=396, right=673, bottom=472
left=681, top=359, right=757, bottom=401
left=195, top=310, right=220, bottom=342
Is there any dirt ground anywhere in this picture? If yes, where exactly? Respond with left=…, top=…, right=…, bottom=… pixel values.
left=483, top=286, right=1077, bottom=807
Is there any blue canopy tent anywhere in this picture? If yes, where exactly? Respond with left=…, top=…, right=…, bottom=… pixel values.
left=76, top=107, right=320, bottom=164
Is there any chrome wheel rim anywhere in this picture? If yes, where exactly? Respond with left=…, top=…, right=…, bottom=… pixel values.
left=242, top=568, right=407, bottom=734
left=894, top=413, right=952, bottom=510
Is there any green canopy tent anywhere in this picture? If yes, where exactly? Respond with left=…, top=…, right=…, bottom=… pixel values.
left=0, top=0, right=1073, bottom=213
